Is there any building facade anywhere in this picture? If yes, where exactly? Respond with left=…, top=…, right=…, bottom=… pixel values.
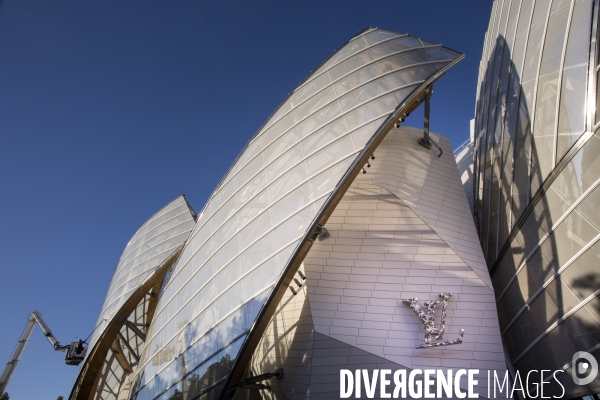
left=73, top=28, right=511, bottom=400
left=473, top=0, right=600, bottom=397
left=250, top=126, right=506, bottom=400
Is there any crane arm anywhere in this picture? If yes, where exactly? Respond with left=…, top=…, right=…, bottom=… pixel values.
left=30, top=310, right=69, bottom=351
left=0, top=315, right=36, bottom=394
left=0, top=310, right=85, bottom=395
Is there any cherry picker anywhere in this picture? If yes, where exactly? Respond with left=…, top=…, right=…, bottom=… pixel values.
left=0, top=310, right=87, bottom=394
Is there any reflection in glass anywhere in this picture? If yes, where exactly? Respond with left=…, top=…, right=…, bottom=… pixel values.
left=474, top=2, right=597, bottom=396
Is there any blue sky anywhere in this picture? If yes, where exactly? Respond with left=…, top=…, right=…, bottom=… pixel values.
left=0, top=1, right=492, bottom=398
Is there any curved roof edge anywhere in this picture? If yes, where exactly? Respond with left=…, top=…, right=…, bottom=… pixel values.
left=221, top=53, right=465, bottom=398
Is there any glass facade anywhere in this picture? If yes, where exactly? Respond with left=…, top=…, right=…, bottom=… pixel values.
left=473, top=0, right=600, bottom=397
left=129, top=28, right=463, bottom=400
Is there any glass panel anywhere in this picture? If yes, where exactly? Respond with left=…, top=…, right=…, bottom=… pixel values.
left=270, top=182, right=313, bottom=226
left=497, top=180, right=600, bottom=327
left=498, top=75, right=520, bottom=248
left=516, top=0, right=535, bottom=37
left=329, top=49, right=376, bottom=82
left=236, top=170, right=271, bottom=211
left=559, top=240, right=600, bottom=300
left=493, top=132, right=600, bottom=295
left=344, top=93, right=398, bottom=130
left=481, top=142, right=493, bottom=256
left=504, top=0, right=522, bottom=42
left=241, top=258, right=282, bottom=298
left=487, top=163, right=501, bottom=264
left=259, top=109, right=298, bottom=150
left=557, top=65, right=587, bottom=160
left=261, top=98, right=292, bottom=133
left=551, top=0, right=571, bottom=12
left=419, top=38, right=439, bottom=47
left=301, top=117, right=348, bottom=154
left=182, top=337, right=244, bottom=399
left=531, top=71, right=559, bottom=195
left=384, top=63, right=442, bottom=90
left=174, top=217, right=213, bottom=273
left=238, top=208, right=273, bottom=249
left=522, top=19, right=546, bottom=82
left=294, top=85, right=337, bottom=119
left=378, top=35, right=422, bottom=50
left=296, top=101, right=342, bottom=138
left=267, top=162, right=309, bottom=202
left=538, top=6, right=570, bottom=76
left=305, top=134, right=356, bottom=176
left=291, top=72, right=332, bottom=107
left=515, top=296, right=600, bottom=379
left=273, top=202, right=319, bottom=249
left=210, top=196, right=237, bottom=233
left=369, top=36, right=421, bottom=58
left=234, top=152, right=265, bottom=195
left=548, top=132, right=600, bottom=208
left=563, top=0, right=593, bottom=69
left=334, top=63, right=383, bottom=97
left=310, top=35, right=369, bottom=79
left=138, top=331, right=247, bottom=400
left=338, top=80, right=390, bottom=112
left=262, top=126, right=303, bottom=165
left=310, top=156, right=355, bottom=199
left=504, top=277, right=589, bottom=361
left=425, top=47, right=460, bottom=61
left=531, top=0, right=551, bottom=25
left=128, top=198, right=186, bottom=241
left=123, top=207, right=189, bottom=258
left=512, top=82, right=533, bottom=226
left=221, top=136, right=264, bottom=187
left=239, top=232, right=277, bottom=271
left=496, top=0, right=511, bottom=38
left=349, top=116, right=388, bottom=147
left=263, top=142, right=305, bottom=184
left=377, top=49, right=431, bottom=73
left=512, top=28, right=529, bottom=76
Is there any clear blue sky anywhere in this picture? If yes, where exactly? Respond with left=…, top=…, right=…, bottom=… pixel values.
left=0, top=1, right=493, bottom=398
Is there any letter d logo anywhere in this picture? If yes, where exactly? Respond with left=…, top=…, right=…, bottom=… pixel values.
left=572, top=351, right=598, bottom=385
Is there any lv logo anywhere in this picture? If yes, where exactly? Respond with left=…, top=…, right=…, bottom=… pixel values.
left=402, top=293, right=464, bottom=349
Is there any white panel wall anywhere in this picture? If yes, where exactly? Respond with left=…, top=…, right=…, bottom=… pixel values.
left=247, top=127, right=509, bottom=399
left=368, top=126, right=490, bottom=288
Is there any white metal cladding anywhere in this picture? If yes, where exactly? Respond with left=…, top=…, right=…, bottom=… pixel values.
left=86, top=195, right=196, bottom=363
left=129, top=28, right=462, bottom=400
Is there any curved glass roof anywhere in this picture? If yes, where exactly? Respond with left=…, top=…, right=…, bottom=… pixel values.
left=86, top=195, right=196, bottom=362
left=130, top=28, right=462, bottom=400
